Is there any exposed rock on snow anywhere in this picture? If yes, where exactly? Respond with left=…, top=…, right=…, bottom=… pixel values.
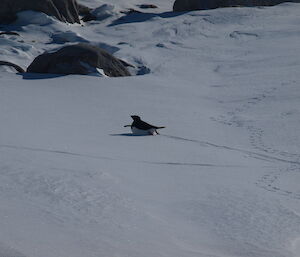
left=81, top=13, right=97, bottom=22
left=138, top=4, right=159, bottom=9
left=82, top=4, right=117, bottom=22
left=0, top=31, right=20, bottom=36
left=120, top=8, right=143, bottom=14
left=173, top=0, right=300, bottom=11
left=27, top=43, right=131, bottom=77
left=77, top=3, right=92, bottom=16
left=0, top=60, right=25, bottom=73
left=0, top=0, right=84, bottom=24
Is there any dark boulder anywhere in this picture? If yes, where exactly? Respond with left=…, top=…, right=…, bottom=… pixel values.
left=120, top=8, right=143, bottom=14
left=173, top=0, right=300, bottom=12
left=27, top=43, right=131, bottom=77
left=83, top=4, right=116, bottom=22
left=173, top=0, right=219, bottom=11
left=0, top=0, right=85, bottom=24
left=77, top=4, right=92, bottom=16
left=0, top=61, right=25, bottom=73
left=0, top=31, right=20, bottom=36
left=81, top=13, right=97, bottom=22
left=138, top=4, right=158, bottom=9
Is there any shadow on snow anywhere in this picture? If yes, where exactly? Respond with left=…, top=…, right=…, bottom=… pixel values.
left=110, top=133, right=154, bottom=137
left=109, top=11, right=186, bottom=26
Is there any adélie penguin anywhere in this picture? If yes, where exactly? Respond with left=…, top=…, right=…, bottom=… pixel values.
left=124, top=115, right=165, bottom=135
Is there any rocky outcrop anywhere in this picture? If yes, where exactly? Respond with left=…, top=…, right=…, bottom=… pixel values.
left=27, top=43, right=131, bottom=77
left=0, top=31, right=20, bottom=36
left=173, top=0, right=300, bottom=12
left=0, top=61, right=25, bottom=73
left=77, top=4, right=92, bottom=16
left=138, top=4, right=158, bottom=9
left=82, top=4, right=115, bottom=22
left=0, top=0, right=84, bottom=24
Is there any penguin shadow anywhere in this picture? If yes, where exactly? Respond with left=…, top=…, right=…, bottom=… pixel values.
left=110, top=133, right=154, bottom=137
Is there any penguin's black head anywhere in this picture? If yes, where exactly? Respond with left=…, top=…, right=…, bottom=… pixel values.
left=131, top=115, right=141, bottom=121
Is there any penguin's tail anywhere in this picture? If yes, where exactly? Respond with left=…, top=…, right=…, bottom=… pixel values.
left=124, top=125, right=131, bottom=127
left=155, top=127, right=165, bottom=135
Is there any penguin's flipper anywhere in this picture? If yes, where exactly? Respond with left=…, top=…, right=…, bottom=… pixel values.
left=124, top=125, right=131, bottom=127
left=155, top=126, right=165, bottom=129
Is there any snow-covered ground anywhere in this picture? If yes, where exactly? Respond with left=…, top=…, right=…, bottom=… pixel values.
left=1, top=1, right=300, bottom=257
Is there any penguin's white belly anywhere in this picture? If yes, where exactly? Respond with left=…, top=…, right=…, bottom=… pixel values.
left=131, top=127, right=156, bottom=135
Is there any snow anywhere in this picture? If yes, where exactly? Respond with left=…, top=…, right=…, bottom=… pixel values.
left=91, top=4, right=117, bottom=21
left=0, top=1, right=300, bottom=257
left=51, top=31, right=89, bottom=44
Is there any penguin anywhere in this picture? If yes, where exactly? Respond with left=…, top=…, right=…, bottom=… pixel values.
left=124, top=115, right=165, bottom=135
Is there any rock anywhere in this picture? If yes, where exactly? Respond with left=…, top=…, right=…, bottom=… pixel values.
left=120, top=8, right=143, bottom=15
left=173, top=0, right=300, bottom=12
left=82, top=4, right=116, bottom=22
left=27, top=43, right=131, bottom=77
left=0, top=31, right=20, bottom=36
left=82, top=13, right=97, bottom=22
left=173, top=0, right=218, bottom=11
left=0, top=0, right=85, bottom=24
left=0, top=60, right=25, bottom=73
left=138, top=4, right=158, bottom=9
left=77, top=3, right=93, bottom=21
left=77, top=4, right=92, bottom=16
